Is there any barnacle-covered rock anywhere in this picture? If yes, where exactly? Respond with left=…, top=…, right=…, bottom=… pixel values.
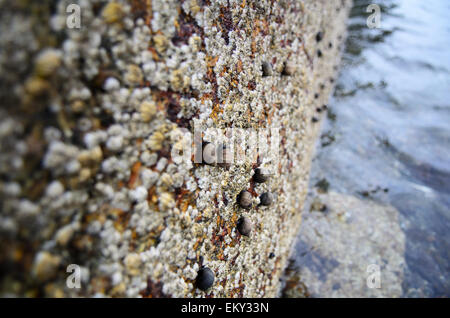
left=0, top=0, right=351, bottom=298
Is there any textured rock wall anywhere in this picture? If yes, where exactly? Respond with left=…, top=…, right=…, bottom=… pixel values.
left=0, top=0, right=351, bottom=297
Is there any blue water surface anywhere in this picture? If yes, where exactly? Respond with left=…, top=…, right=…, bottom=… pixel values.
left=306, top=0, right=450, bottom=296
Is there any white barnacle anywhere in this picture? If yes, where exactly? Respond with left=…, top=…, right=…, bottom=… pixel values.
left=125, top=64, right=143, bottom=86
left=159, top=192, right=175, bottom=210
left=156, top=157, right=168, bottom=171
left=45, top=180, right=64, bottom=198
left=139, top=101, right=157, bottom=122
left=106, top=135, right=124, bottom=152
left=160, top=173, right=173, bottom=188
left=34, top=49, right=62, bottom=77
left=129, top=186, right=148, bottom=203
left=55, top=224, right=76, bottom=246
left=147, top=131, right=164, bottom=151
left=32, top=251, right=61, bottom=282
left=104, top=77, right=120, bottom=91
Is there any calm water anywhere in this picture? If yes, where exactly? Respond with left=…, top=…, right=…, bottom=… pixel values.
left=292, top=0, right=450, bottom=297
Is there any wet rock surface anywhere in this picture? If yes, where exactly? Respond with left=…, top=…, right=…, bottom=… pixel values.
left=282, top=191, right=405, bottom=297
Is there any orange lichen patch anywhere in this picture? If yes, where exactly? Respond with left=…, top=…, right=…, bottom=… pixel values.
left=252, top=23, right=260, bottom=37
left=114, top=220, right=126, bottom=233
left=240, top=0, right=246, bottom=9
left=155, top=224, right=164, bottom=234
left=251, top=40, right=257, bottom=57
left=210, top=213, right=233, bottom=256
left=134, top=226, right=163, bottom=251
left=200, top=93, right=212, bottom=102
left=209, top=102, right=223, bottom=121
left=193, top=237, right=203, bottom=250
left=147, top=47, right=160, bottom=61
left=230, top=211, right=238, bottom=225
left=90, top=276, right=111, bottom=294
left=256, top=19, right=269, bottom=36
left=85, top=209, right=107, bottom=225
left=111, top=209, right=130, bottom=233
left=216, top=214, right=221, bottom=228
left=219, top=66, right=227, bottom=77
left=206, top=68, right=215, bottom=85
left=72, top=234, right=94, bottom=252
left=246, top=108, right=253, bottom=123
left=209, top=107, right=218, bottom=121
left=110, top=283, right=126, bottom=297
left=131, top=229, right=138, bottom=241
left=180, top=200, right=190, bottom=213
left=194, top=212, right=203, bottom=223
left=128, top=161, right=142, bottom=189
left=236, top=60, right=243, bottom=73
left=147, top=186, right=158, bottom=205
left=217, top=251, right=225, bottom=261
left=247, top=184, right=258, bottom=197
left=174, top=187, right=196, bottom=214
left=229, top=285, right=244, bottom=298
left=266, top=110, right=272, bottom=125
left=12, top=246, right=24, bottom=263
left=108, top=207, right=124, bottom=217
left=206, top=55, right=218, bottom=68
